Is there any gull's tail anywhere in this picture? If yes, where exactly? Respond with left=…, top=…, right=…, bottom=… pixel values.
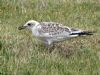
left=70, top=31, right=94, bottom=36
left=69, top=28, right=95, bottom=37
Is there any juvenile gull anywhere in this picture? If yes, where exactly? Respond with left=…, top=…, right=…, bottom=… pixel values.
left=18, top=20, right=94, bottom=45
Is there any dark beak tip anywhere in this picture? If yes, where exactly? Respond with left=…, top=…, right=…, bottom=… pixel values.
left=18, top=26, right=26, bottom=30
left=18, top=27, right=22, bottom=30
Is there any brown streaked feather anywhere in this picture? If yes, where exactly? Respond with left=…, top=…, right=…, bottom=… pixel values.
left=39, top=22, right=71, bottom=35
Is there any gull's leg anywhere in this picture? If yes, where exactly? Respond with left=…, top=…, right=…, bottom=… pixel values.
left=47, top=43, right=56, bottom=53
left=48, top=43, right=55, bottom=53
left=44, top=40, right=55, bottom=53
left=47, top=40, right=55, bottom=53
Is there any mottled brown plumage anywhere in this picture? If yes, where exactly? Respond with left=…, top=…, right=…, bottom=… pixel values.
left=40, top=22, right=71, bottom=36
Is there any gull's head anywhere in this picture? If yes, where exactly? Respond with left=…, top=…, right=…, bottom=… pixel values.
left=18, top=20, right=39, bottom=30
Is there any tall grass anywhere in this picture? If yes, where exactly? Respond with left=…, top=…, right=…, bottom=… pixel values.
left=0, top=0, right=100, bottom=75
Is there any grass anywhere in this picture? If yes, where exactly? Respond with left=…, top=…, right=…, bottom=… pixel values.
left=0, top=0, right=100, bottom=75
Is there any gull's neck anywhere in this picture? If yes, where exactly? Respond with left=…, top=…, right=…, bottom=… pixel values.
left=31, top=22, right=40, bottom=36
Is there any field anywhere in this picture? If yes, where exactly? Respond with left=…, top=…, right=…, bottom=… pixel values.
left=0, top=0, right=100, bottom=75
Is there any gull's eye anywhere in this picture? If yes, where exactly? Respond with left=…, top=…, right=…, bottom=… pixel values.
left=27, top=23, right=31, bottom=26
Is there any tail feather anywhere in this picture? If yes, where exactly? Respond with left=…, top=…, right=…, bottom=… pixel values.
left=70, top=31, right=95, bottom=36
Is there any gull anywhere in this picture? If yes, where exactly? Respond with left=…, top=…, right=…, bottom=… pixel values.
left=18, top=20, right=94, bottom=46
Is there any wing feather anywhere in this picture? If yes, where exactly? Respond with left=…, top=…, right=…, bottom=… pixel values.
left=38, top=22, right=71, bottom=37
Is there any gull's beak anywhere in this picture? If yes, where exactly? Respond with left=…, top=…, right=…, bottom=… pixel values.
left=18, top=26, right=27, bottom=30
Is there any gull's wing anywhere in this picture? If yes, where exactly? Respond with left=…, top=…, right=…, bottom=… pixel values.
left=38, top=22, right=72, bottom=37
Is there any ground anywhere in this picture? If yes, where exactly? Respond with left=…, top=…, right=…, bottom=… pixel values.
left=0, top=0, right=100, bottom=75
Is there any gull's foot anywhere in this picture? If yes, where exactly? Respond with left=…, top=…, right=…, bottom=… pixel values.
left=45, top=44, right=55, bottom=53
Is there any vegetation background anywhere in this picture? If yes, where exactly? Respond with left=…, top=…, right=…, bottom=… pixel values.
left=0, top=0, right=100, bottom=75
